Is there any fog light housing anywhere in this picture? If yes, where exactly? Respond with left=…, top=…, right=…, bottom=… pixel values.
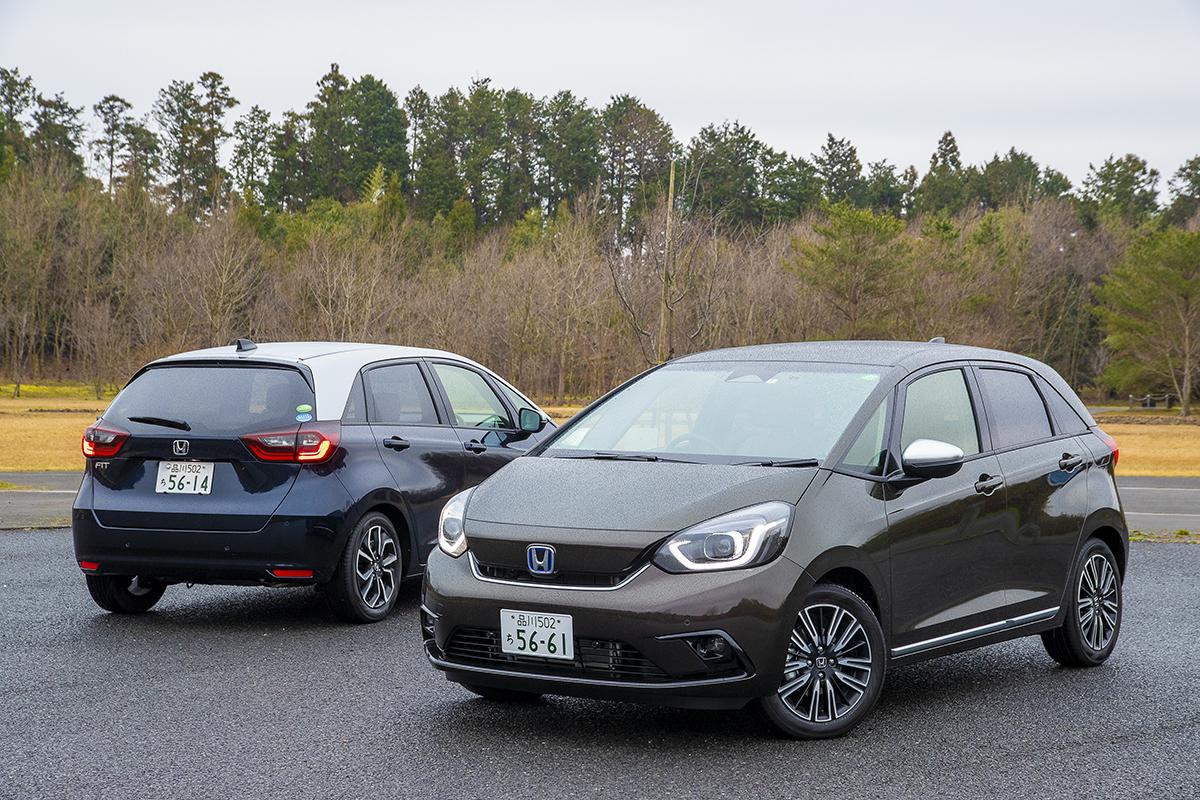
left=694, top=635, right=730, bottom=660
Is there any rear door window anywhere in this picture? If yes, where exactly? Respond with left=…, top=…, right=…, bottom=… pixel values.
left=432, top=363, right=512, bottom=429
left=106, top=365, right=314, bottom=435
left=977, top=368, right=1053, bottom=448
left=366, top=364, right=440, bottom=425
left=900, top=369, right=980, bottom=456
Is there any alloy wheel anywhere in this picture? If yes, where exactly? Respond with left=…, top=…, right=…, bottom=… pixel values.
left=355, top=524, right=398, bottom=609
left=1078, top=553, right=1118, bottom=650
left=777, top=603, right=874, bottom=723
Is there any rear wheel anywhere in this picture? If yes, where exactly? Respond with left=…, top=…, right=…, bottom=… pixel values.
left=754, top=583, right=886, bottom=739
left=85, top=575, right=166, bottom=614
left=461, top=683, right=543, bottom=703
left=1041, top=538, right=1122, bottom=667
left=325, top=512, right=403, bottom=623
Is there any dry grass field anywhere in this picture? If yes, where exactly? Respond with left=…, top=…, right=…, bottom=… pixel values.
left=0, top=386, right=1193, bottom=476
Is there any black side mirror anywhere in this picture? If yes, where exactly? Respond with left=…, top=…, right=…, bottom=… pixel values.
left=901, top=439, right=965, bottom=480
left=518, top=407, right=546, bottom=434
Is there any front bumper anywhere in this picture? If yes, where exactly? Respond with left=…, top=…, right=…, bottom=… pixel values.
left=422, top=548, right=813, bottom=709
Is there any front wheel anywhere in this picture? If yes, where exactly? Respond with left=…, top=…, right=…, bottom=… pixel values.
left=85, top=575, right=166, bottom=614
left=325, top=512, right=403, bottom=623
left=754, top=583, right=886, bottom=739
left=1041, top=538, right=1122, bottom=667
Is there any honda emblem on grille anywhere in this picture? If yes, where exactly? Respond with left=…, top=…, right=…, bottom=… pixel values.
left=172, top=440, right=190, bottom=456
left=527, top=544, right=556, bottom=576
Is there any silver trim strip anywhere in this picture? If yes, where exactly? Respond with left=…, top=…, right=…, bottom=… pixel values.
left=891, top=606, right=1060, bottom=657
left=468, top=552, right=650, bottom=592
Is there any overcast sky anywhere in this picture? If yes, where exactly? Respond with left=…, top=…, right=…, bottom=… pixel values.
left=3, top=0, right=1198, bottom=191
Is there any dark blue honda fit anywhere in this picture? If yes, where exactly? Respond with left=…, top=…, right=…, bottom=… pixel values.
left=72, top=340, right=553, bottom=622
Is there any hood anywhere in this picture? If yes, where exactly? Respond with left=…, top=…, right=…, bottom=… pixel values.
left=464, top=457, right=818, bottom=577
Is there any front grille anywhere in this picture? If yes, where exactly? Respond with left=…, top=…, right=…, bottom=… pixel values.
left=473, top=561, right=630, bottom=588
left=443, top=627, right=671, bottom=682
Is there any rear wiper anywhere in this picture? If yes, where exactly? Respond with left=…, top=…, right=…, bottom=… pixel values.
left=734, top=458, right=820, bottom=468
left=557, top=452, right=696, bottom=464
left=127, top=415, right=191, bottom=431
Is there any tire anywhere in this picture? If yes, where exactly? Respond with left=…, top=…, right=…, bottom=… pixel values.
left=85, top=575, right=166, bottom=614
left=754, top=583, right=886, bottom=740
left=461, top=683, right=543, bottom=703
left=325, top=512, right=403, bottom=624
left=1041, top=538, right=1122, bottom=668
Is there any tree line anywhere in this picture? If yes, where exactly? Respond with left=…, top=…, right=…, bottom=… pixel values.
left=1, top=64, right=1199, bottom=410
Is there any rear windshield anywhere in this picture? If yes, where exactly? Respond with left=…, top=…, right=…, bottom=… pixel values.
left=106, top=365, right=315, bottom=436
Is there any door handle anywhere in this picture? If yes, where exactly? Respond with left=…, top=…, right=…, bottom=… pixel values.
left=464, top=440, right=487, bottom=454
left=1059, top=453, right=1084, bottom=470
left=383, top=436, right=410, bottom=451
left=974, top=474, right=1003, bottom=495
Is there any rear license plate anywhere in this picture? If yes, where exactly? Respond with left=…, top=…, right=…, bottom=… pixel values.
left=500, top=609, right=574, bottom=660
left=155, top=461, right=214, bottom=495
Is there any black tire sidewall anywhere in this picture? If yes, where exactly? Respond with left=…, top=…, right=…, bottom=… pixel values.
left=756, top=583, right=887, bottom=739
left=1063, top=538, right=1122, bottom=666
left=330, top=512, right=402, bottom=623
left=86, top=575, right=165, bottom=613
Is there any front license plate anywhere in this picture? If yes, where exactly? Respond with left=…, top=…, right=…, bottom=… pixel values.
left=500, top=609, right=574, bottom=660
left=155, top=461, right=214, bottom=495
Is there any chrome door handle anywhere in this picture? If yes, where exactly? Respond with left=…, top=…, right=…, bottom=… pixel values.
left=383, top=436, right=410, bottom=451
left=464, top=441, right=487, bottom=454
left=974, top=475, right=1003, bottom=495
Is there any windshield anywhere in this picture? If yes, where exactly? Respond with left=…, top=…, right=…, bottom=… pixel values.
left=107, top=365, right=315, bottom=436
left=545, top=361, right=882, bottom=464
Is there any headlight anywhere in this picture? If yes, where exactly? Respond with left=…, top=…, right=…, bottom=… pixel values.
left=652, top=501, right=793, bottom=573
left=438, top=487, right=474, bottom=557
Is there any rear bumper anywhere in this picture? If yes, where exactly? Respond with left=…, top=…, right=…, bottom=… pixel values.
left=421, top=548, right=813, bottom=709
left=72, top=506, right=345, bottom=585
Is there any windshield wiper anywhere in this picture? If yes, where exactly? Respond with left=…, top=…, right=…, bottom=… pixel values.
left=555, top=452, right=696, bottom=464
left=734, top=458, right=820, bottom=468
left=127, top=415, right=191, bottom=432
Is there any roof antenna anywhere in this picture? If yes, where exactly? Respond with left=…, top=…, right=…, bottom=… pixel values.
left=928, top=336, right=946, bottom=344
left=233, top=338, right=257, bottom=352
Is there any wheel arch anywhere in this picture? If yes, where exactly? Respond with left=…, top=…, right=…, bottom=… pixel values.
left=1080, top=507, right=1129, bottom=580
left=342, top=488, right=418, bottom=578
left=796, top=546, right=888, bottom=632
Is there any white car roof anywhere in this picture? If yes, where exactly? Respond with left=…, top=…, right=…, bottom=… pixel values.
left=152, top=341, right=542, bottom=422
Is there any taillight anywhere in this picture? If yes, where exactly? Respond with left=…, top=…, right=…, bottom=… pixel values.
left=82, top=422, right=128, bottom=458
left=1095, top=428, right=1119, bottom=467
left=78, top=560, right=100, bottom=572
left=241, top=422, right=340, bottom=464
left=270, top=568, right=314, bottom=579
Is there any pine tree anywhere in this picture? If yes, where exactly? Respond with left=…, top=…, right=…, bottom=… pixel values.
left=539, top=90, right=600, bottom=213
left=813, top=134, right=865, bottom=205
left=154, top=79, right=204, bottom=212
left=1081, top=154, right=1160, bottom=224
left=915, top=131, right=972, bottom=215
left=307, top=64, right=352, bottom=201
left=345, top=75, right=409, bottom=201
left=196, top=71, right=238, bottom=211
left=265, top=110, right=310, bottom=211
left=92, top=94, right=132, bottom=195
left=231, top=105, right=273, bottom=204
left=30, top=92, right=84, bottom=172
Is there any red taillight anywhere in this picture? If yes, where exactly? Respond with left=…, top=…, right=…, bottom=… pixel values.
left=79, top=560, right=100, bottom=572
left=1096, top=428, right=1119, bottom=467
left=241, top=423, right=340, bottom=464
left=270, top=568, right=313, bottom=579
left=82, top=422, right=128, bottom=458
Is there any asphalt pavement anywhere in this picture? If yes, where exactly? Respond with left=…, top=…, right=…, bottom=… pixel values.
left=1, top=530, right=1197, bottom=799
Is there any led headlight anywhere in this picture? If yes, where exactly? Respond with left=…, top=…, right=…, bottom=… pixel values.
left=437, top=487, right=474, bottom=557
left=653, top=501, right=793, bottom=573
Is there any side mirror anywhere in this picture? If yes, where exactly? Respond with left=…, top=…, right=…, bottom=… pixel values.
left=901, top=439, right=965, bottom=480
left=518, top=407, right=546, bottom=434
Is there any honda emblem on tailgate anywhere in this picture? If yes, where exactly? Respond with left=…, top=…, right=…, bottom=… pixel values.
left=527, top=544, right=556, bottom=576
left=172, top=440, right=190, bottom=456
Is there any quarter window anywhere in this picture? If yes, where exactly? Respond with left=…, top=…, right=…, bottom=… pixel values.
left=1038, top=378, right=1089, bottom=435
left=841, top=398, right=891, bottom=475
left=901, top=369, right=980, bottom=456
left=977, top=369, right=1053, bottom=448
left=366, top=364, right=440, bottom=425
left=433, top=363, right=511, bottom=429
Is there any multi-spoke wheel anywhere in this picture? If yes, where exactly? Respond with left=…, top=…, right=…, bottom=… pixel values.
left=326, top=512, right=404, bottom=623
left=756, top=583, right=885, bottom=739
left=1042, top=537, right=1122, bottom=667
left=355, top=523, right=399, bottom=610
